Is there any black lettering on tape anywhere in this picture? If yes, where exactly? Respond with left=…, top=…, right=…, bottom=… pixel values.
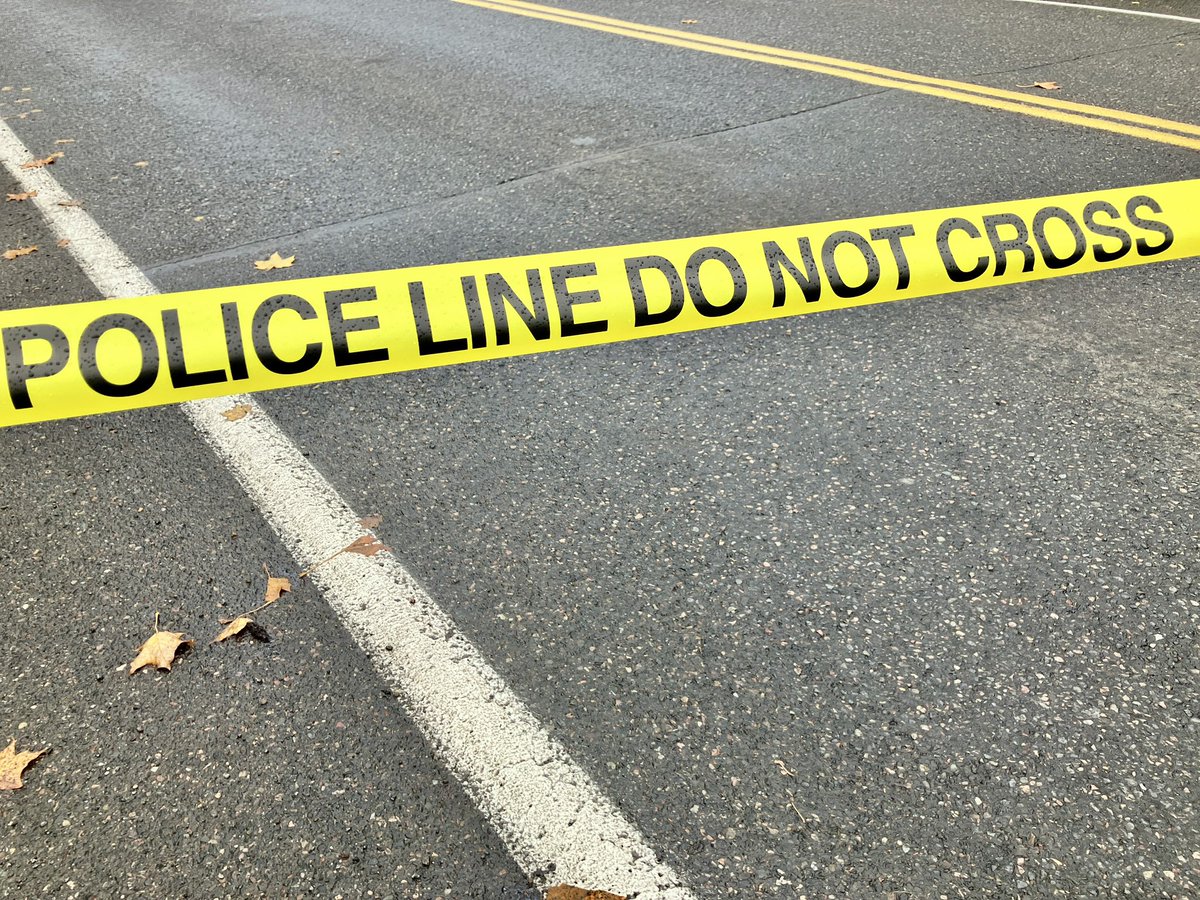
left=162, top=309, right=227, bottom=389
left=1126, top=195, right=1174, bottom=256
left=1082, top=201, right=1133, bottom=263
left=485, top=270, right=551, bottom=345
left=325, top=286, right=389, bottom=368
left=1031, top=206, right=1087, bottom=270
left=821, top=231, right=880, bottom=299
left=409, top=281, right=468, bottom=356
left=251, top=295, right=323, bottom=375
left=550, top=263, right=607, bottom=338
left=3, top=324, right=70, bottom=410
left=79, top=313, right=159, bottom=398
left=869, top=224, right=917, bottom=290
left=221, top=302, right=251, bottom=381
left=762, top=238, right=821, bottom=306
left=460, top=275, right=488, bottom=350
left=685, top=247, right=747, bottom=318
left=936, top=218, right=989, bottom=283
left=626, top=256, right=686, bottom=327
left=983, top=213, right=1037, bottom=277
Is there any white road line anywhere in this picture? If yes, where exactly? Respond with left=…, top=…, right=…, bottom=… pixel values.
left=0, top=119, right=696, bottom=900
left=1002, top=0, right=1200, bottom=25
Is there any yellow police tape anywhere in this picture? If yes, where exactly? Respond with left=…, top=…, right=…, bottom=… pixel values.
left=2, top=179, right=1198, bottom=427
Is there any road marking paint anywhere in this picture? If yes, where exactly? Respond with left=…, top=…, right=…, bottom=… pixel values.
left=1002, top=0, right=1200, bottom=26
left=455, top=0, right=1200, bottom=149
left=0, top=117, right=696, bottom=900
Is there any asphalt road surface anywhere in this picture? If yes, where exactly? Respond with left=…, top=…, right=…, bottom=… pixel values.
left=1, top=1, right=1198, bottom=897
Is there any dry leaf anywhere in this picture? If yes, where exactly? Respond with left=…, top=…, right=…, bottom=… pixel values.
left=344, top=535, right=388, bottom=558
left=133, top=160, right=149, bottom=168
left=5, top=191, right=37, bottom=201
left=0, top=741, right=48, bottom=791
left=681, top=19, right=698, bottom=24
left=254, top=251, right=295, bottom=271
left=358, top=514, right=383, bottom=529
left=545, top=887, right=627, bottom=900
left=1018, top=81, right=1060, bottom=90
left=264, top=576, right=291, bottom=604
left=214, top=616, right=270, bottom=643
left=2, top=246, right=37, bottom=260
left=56, top=239, right=70, bottom=248
left=0, top=87, right=11, bottom=92
left=14, top=98, right=31, bottom=104
left=54, top=139, right=75, bottom=145
left=57, top=199, right=82, bottom=208
left=20, top=152, right=62, bottom=169
left=221, top=404, right=252, bottom=421
left=129, top=628, right=193, bottom=674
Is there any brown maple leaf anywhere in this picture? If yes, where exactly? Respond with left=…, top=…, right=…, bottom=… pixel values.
left=20, top=152, right=62, bottom=169
left=1018, top=81, right=1060, bottom=91
left=344, top=535, right=388, bottom=558
left=5, top=191, right=37, bottom=202
left=254, top=251, right=295, bottom=271
left=213, top=616, right=270, bottom=644
left=221, top=404, right=252, bottom=421
left=2, top=246, right=37, bottom=260
left=545, top=887, right=627, bottom=900
left=0, top=741, right=48, bottom=791
left=129, top=621, right=194, bottom=674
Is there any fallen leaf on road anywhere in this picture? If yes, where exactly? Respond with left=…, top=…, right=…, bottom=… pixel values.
left=681, top=19, right=698, bottom=24
left=54, top=139, right=75, bottom=145
left=358, top=514, right=383, bottom=529
left=20, top=152, right=62, bottom=169
left=57, top=199, right=82, bottom=207
left=0, top=87, right=11, bottom=92
left=213, top=616, right=270, bottom=643
left=1018, top=81, right=1060, bottom=90
left=14, top=98, right=31, bottom=104
left=129, top=621, right=194, bottom=674
left=5, top=191, right=36, bottom=201
left=56, top=239, right=70, bottom=248
left=545, top=887, right=626, bottom=900
left=254, top=251, right=295, bottom=271
left=3, top=246, right=37, bottom=260
left=264, top=574, right=291, bottom=604
left=221, top=404, right=252, bottom=421
left=0, top=741, right=48, bottom=791
left=133, top=160, right=149, bottom=168
left=344, top=535, right=388, bottom=558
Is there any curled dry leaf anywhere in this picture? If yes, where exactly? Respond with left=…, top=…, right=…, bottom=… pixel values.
left=221, top=404, right=252, bottom=422
left=681, top=19, right=698, bottom=24
left=56, top=239, right=71, bottom=248
left=5, top=191, right=37, bottom=201
left=214, top=616, right=270, bottom=644
left=1019, top=81, right=1060, bottom=91
left=20, top=152, right=62, bottom=169
left=545, top=887, right=627, bottom=900
left=3, top=246, right=37, bottom=260
left=254, top=251, right=295, bottom=271
left=344, top=535, right=388, bottom=558
left=129, top=628, right=194, bottom=674
left=358, top=514, right=383, bottom=529
left=264, top=576, right=291, bottom=604
left=0, top=741, right=48, bottom=791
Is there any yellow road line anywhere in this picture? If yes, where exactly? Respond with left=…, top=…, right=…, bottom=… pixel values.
left=456, top=0, right=1200, bottom=152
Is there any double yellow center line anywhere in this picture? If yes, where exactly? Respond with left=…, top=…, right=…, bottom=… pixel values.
left=455, top=0, right=1200, bottom=152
